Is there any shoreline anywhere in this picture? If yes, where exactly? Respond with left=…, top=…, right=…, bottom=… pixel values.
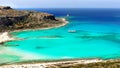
left=0, top=18, right=68, bottom=44
left=0, top=59, right=103, bottom=67
left=1, top=59, right=120, bottom=68
left=11, top=18, right=69, bottom=33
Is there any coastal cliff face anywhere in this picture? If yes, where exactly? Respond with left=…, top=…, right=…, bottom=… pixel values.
left=0, top=6, right=64, bottom=32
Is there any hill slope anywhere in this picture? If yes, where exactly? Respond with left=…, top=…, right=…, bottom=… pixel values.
left=0, top=6, right=66, bottom=32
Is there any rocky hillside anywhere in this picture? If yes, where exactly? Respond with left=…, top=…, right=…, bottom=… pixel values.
left=0, top=6, right=65, bottom=32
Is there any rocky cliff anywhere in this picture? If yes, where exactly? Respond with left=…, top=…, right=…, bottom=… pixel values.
left=0, top=6, right=65, bottom=32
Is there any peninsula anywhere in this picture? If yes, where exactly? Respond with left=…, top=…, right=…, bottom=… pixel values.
left=0, top=6, right=67, bottom=43
left=0, top=6, right=67, bottom=32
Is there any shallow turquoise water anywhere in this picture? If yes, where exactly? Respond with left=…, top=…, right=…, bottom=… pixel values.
left=4, top=20, right=120, bottom=61
left=1, top=8, right=120, bottom=64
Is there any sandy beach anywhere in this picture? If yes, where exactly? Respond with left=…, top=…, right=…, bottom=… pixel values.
left=0, top=59, right=104, bottom=68
left=0, top=32, right=15, bottom=44
left=1, top=59, right=120, bottom=68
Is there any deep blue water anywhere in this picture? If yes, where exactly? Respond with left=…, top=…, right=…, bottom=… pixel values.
left=1, top=8, right=120, bottom=64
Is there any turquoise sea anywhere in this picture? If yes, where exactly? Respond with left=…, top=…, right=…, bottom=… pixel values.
left=1, top=8, right=120, bottom=64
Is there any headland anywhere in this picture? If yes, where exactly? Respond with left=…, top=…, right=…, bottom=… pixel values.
left=0, top=6, right=68, bottom=43
left=0, top=6, right=67, bottom=32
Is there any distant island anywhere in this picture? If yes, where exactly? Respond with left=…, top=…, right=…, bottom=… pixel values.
left=0, top=6, right=67, bottom=32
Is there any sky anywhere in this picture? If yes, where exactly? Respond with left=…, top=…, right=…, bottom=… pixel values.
left=0, top=0, right=120, bottom=8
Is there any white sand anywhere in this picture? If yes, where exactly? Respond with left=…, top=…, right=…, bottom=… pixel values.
left=0, top=59, right=104, bottom=68
left=0, top=32, right=14, bottom=44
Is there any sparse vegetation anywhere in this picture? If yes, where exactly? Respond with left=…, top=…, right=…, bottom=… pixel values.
left=0, top=6, right=65, bottom=32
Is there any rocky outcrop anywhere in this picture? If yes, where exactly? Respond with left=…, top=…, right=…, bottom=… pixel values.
left=0, top=6, right=12, bottom=10
left=0, top=6, right=65, bottom=32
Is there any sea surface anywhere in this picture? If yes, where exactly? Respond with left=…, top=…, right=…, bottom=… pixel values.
left=1, top=8, right=120, bottom=64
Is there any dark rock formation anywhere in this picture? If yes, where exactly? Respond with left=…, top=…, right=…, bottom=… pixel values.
left=0, top=6, right=12, bottom=10
left=0, top=6, right=65, bottom=32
